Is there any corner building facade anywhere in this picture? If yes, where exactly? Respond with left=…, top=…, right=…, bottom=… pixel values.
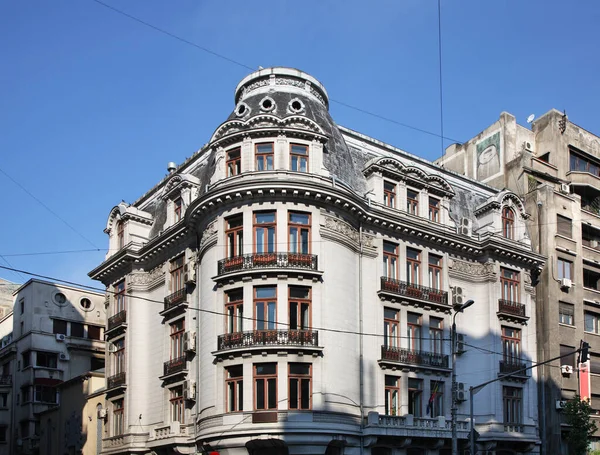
left=90, top=68, right=544, bottom=455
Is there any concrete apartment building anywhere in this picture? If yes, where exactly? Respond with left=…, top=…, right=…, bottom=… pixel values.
left=90, top=67, right=544, bottom=455
left=437, top=109, right=600, bottom=453
left=0, top=279, right=105, bottom=455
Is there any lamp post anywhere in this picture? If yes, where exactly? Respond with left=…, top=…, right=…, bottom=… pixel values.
left=451, top=299, right=474, bottom=455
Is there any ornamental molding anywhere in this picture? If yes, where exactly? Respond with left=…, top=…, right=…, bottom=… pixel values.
left=449, top=258, right=497, bottom=281
left=474, top=190, right=527, bottom=218
left=199, top=219, right=218, bottom=255
left=161, top=173, right=201, bottom=201
left=128, top=266, right=165, bottom=290
left=238, top=77, right=327, bottom=107
left=320, top=213, right=376, bottom=256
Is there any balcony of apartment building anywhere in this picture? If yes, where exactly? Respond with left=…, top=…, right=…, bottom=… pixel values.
left=0, top=375, right=11, bottom=388
left=102, top=433, right=150, bottom=455
left=583, top=267, right=600, bottom=301
left=582, top=224, right=600, bottom=264
left=215, top=253, right=321, bottom=281
left=379, top=345, right=450, bottom=374
left=497, top=299, right=529, bottom=325
left=106, top=371, right=126, bottom=392
left=160, top=288, right=189, bottom=317
left=215, top=329, right=321, bottom=357
left=106, top=310, right=127, bottom=338
left=573, top=183, right=600, bottom=219
left=378, top=277, right=450, bottom=313
left=498, top=359, right=529, bottom=381
left=161, top=356, right=188, bottom=380
left=147, top=422, right=193, bottom=449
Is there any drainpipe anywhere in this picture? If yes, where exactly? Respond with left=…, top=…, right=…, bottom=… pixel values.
left=358, top=221, right=364, bottom=455
left=537, top=200, right=546, bottom=455
left=194, top=233, right=201, bottom=454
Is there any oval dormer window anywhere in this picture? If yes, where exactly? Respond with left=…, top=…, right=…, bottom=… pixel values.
left=260, top=96, right=276, bottom=112
left=235, top=102, right=250, bottom=117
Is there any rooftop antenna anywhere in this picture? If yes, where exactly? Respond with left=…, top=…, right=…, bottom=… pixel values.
left=527, top=114, right=535, bottom=124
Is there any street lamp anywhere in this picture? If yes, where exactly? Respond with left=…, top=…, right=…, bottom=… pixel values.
left=452, top=299, right=474, bottom=455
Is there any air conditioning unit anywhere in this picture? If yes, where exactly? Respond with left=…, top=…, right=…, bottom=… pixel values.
left=108, top=343, right=117, bottom=353
left=183, top=380, right=196, bottom=401
left=184, top=262, right=196, bottom=284
left=560, top=183, right=571, bottom=194
left=561, top=365, right=574, bottom=375
left=59, top=353, right=70, bottom=361
left=556, top=400, right=567, bottom=410
left=55, top=334, right=66, bottom=342
left=452, top=287, right=465, bottom=308
left=98, top=408, right=107, bottom=419
left=183, top=331, right=196, bottom=353
left=456, top=333, right=466, bottom=354
left=459, top=218, right=472, bottom=237
left=560, top=278, right=572, bottom=289
left=591, top=240, right=599, bottom=248
left=524, top=141, right=533, bottom=151
left=456, top=383, right=467, bottom=402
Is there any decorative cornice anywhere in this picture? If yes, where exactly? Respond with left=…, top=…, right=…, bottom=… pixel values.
left=320, top=213, right=377, bottom=257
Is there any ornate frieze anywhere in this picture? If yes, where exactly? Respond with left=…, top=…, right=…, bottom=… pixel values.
left=449, top=258, right=497, bottom=282
left=199, top=220, right=218, bottom=251
left=320, top=213, right=376, bottom=256
left=128, top=266, right=165, bottom=290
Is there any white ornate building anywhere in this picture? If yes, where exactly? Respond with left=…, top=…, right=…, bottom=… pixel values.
left=90, top=68, right=544, bottom=455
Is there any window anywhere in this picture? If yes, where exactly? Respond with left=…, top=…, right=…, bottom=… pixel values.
left=560, top=345, right=575, bottom=368
left=406, top=248, right=421, bottom=285
left=53, top=320, right=67, bottom=335
left=501, top=268, right=520, bottom=302
left=254, top=211, right=276, bottom=253
left=170, top=256, right=185, bottom=293
left=20, top=300, right=24, bottom=314
left=226, top=289, right=244, bottom=334
left=71, top=322, right=84, bottom=338
left=428, top=254, right=442, bottom=290
left=36, top=352, right=58, bottom=369
left=117, top=220, right=124, bottom=249
left=557, top=258, right=573, bottom=280
left=289, top=363, right=311, bottom=410
left=408, top=378, right=423, bottom=417
left=20, top=421, right=29, bottom=438
left=570, top=151, right=600, bottom=176
left=429, top=197, right=440, bottom=222
left=113, top=338, right=125, bottom=374
left=22, top=351, right=31, bottom=368
left=226, top=215, right=244, bottom=258
left=384, top=182, right=396, bottom=208
left=559, top=302, right=574, bottom=326
left=427, top=380, right=444, bottom=417
left=254, top=363, right=277, bottom=410
left=34, top=386, right=57, bottom=404
left=0, top=393, right=7, bottom=407
left=502, top=326, right=521, bottom=365
left=502, top=207, right=515, bottom=239
left=407, top=313, right=422, bottom=352
left=383, top=242, right=399, bottom=279
left=429, top=317, right=443, bottom=354
left=385, top=375, right=400, bottom=416
left=170, top=319, right=185, bottom=360
left=115, top=281, right=126, bottom=314
left=288, top=212, right=311, bottom=254
left=170, top=386, right=184, bottom=423
left=254, top=287, right=276, bottom=330
left=557, top=215, right=572, bottom=238
left=289, top=287, right=310, bottom=331
left=503, top=387, right=522, bottom=427
left=384, top=308, right=399, bottom=348
left=113, top=399, right=124, bottom=435
left=174, top=197, right=183, bottom=223
left=80, top=298, right=92, bottom=310
left=88, top=325, right=102, bottom=340
left=290, top=144, right=308, bottom=172
left=584, top=268, right=600, bottom=290
left=227, top=148, right=241, bottom=177
left=21, top=385, right=31, bottom=403
left=0, top=425, right=6, bottom=443
left=256, top=143, right=274, bottom=171
left=407, top=188, right=419, bottom=215
left=226, top=365, right=243, bottom=412
left=585, top=311, right=600, bottom=334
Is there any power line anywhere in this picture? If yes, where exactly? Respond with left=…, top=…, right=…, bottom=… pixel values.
left=0, top=256, right=26, bottom=282
left=437, top=0, right=445, bottom=158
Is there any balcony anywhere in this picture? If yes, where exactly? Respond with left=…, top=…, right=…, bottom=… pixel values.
left=163, top=356, right=187, bottom=377
left=499, top=360, right=529, bottom=380
left=380, top=346, right=449, bottom=373
left=107, top=310, right=127, bottom=334
left=216, top=253, right=319, bottom=279
left=107, top=372, right=126, bottom=390
left=161, top=289, right=188, bottom=316
left=497, top=299, right=528, bottom=324
left=0, top=375, right=11, bottom=386
left=378, top=277, right=449, bottom=312
left=217, top=329, right=319, bottom=353
left=364, top=412, right=469, bottom=442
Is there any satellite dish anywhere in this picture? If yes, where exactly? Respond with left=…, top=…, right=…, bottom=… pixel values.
left=527, top=114, right=535, bottom=124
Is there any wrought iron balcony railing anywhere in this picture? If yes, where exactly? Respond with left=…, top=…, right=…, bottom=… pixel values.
left=217, top=330, right=319, bottom=351
left=107, top=310, right=127, bottom=332
left=380, top=277, right=449, bottom=306
left=164, top=289, right=187, bottom=311
left=499, top=360, right=528, bottom=377
left=498, top=299, right=526, bottom=318
left=217, top=253, right=318, bottom=276
left=164, top=356, right=187, bottom=376
left=107, top=372, right=126, bottom=389
left=381, top=346, right=449, bottom=369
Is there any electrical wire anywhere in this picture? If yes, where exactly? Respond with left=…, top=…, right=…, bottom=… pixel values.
left=437, top=0, right=445, bottom=158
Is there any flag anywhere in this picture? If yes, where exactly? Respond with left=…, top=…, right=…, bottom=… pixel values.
left=427, top=381, right=440, bottom=416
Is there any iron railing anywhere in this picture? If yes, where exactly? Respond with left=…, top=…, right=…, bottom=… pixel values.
left=498, top=299, right=526, bottom=317
left=380, top=277, right=449, bottom=306
left=107, top=310, right=127, bottom=331
left=107, top=372, right=126, bottom=389
left=164, top=356, right=187, bottom=376
left=499, top=360, right=528, bottom=376
left=217, top=253, right=318, bottom=276
left=218, top=330, right=319, bottom=351
left=0, top=375, right=11, bottom=386
left=381, top=346, right=449, bottom=369
left=164, top=289, right=187, bottom=311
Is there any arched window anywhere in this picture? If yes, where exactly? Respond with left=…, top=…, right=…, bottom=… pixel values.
left=502, top=207, right=515, bottom=239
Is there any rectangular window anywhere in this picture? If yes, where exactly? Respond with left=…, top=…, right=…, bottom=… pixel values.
left=226, top=215, right=244, bottom=258
left=36, top=352, right=58, bottom=369
left=502, top=208, right=515, bottom=239
left=174, top=197, right=183, bottom=223
left=88, top=325, right=102, bottom=340
left=384, top=182, right=396, bottom=208
left=557, top=258, right=573, bottom=280
left=170, top=319, right=185, bottom=360
left=289, top=286, right=310, bottom=331
left=170, top=255, right=185, bottom=293
left=22, top=351, right=31, bottom=368
left=226, top=365, right=244, bottom=412
left=407, top=188, right=419, bottom=215
left=406, top=248, right=421, bottom=285
left=384, top=308, right=400, bottom=349
left=502, top=326, right=521, bottom=364
left=115, top=281, right=126, bottom=314
left=407, top=313, right=422, bottom=352
left=385, top=375, right=400, bottom=416
left=429, top=317, right=443, bottom=354
left=429, top=197, right=440, bottom=222
left=289, top=363, right=311, bottom=410
left=254, top=287, right=277, bottom=330
left=570, top=151, right=600, bottom=176
left=254, top=211, right=276, bottom=254
left=113, top=338, right=125, bottom=374
left=256, top=143, right=274, bottom=171
left=0, top=393, right=8, bottom=407
left=288, top=212, right=311, bottom=254
left=560, top=344, right=575, bottom=368
left=428, top=380, right=444, bottom=417
left=408, top=378, right=423, bottom=417
left=0, top=425, right=7, bottom=443
left=585, top=311, right=600, bottom=334
left=254, top=363, right=277, bottom=410
left=170, top=386, right=185, bottom=423
left=113, top=398, right=124, bottom=435
left=290, top=144, right=308, bottom=172
left=34, top=386, right=57, bottom=404
left=53, top=320, right=67, bottom=335
left=71, top=322, right=84, bottom=338
left=501, top=268, right=520, bottom=302
left=559, top=302, right=574, bottom=326
left=20, top=300, right=24, bottom=314
left=428, top=254, right=442, bottom=290
left=383, top=242, right=399, bottom=279
left=226, top=289, right=244, bottom=334
left=227, top=148, right=241, bottom=177
left=117, top=221, right=125, bottom=249
left=21, top=385, right=31, bottom=403
left=503, top=387, right=522, bottom=426
left=557, top=215, right=572, bottom=238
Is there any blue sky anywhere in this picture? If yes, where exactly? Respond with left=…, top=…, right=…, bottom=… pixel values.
left=1, top=0, right=599, bottom=288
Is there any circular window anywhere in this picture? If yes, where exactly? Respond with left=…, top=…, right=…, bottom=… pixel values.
left=288, top=98, right=305, bottom=114
left=259, top=97, right=276, bottom=112
left=53, top=293, right=67, bottom=305
left=80, top=298, right=93, bottom=311
left=235, top=102, right=250, bottom=117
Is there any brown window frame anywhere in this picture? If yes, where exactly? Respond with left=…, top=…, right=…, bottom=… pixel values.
left=429, top=196, right=440, bottom=222
left=254, top=286, right=277, bottom=331
left=113, top=338, right=125, bottom=374
left=226, top=214, right=244, bottom=258
left=428, top=254, right=442, bottom=290
left=113, top=398, right=124, bottom=436
left=384, top=308, right=400, bottom=348
left=170, top=319, right=185, bottom=360
left=502, top=207, right=515, bottom=239
left=501, top=326, right=521, bottom=364
left=115, top=280, right=126, bottom=314
left=290, top=144, right=309, bottom=172
left=173, top=197, right=183, bottom=223
left=226, top=148, right=241, bottom=177
left=117, top=221, right=125, bottom=249
left=501, top=268, right=520, bottom=303
left=288, top=212, right=311, bottom=254
left=226, top=365, right=243, bottom=412
left=406, top=248, right=421, bottom=285
left=170, top=256, right=185, bottom=293
left=254, top=363, right=277, bottom=410
left=384, top=181, right=396, bottom=208
left=289, top=286, right=311, bottom=331
left=407, top=188, right=419, bottom=215
left=429, top=317, right=444, bottom=355
left=255, top=143, right=274, bottom=171
left=253, top=211, right=277, bottom=254
left=288, top=363, right=312, bottom=410
left=407, top=312, right=422, bottom=352
left=383, top=242, right=399, bottom=279
left=225, top=289, right=244, bottom=334
left=385, top=375, right=400, bottom=416
left=503, top=386, right=522, bottom=426
left=408, top=378, right=423, bottom=417
left=170, top=386, right=185, bottom=423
